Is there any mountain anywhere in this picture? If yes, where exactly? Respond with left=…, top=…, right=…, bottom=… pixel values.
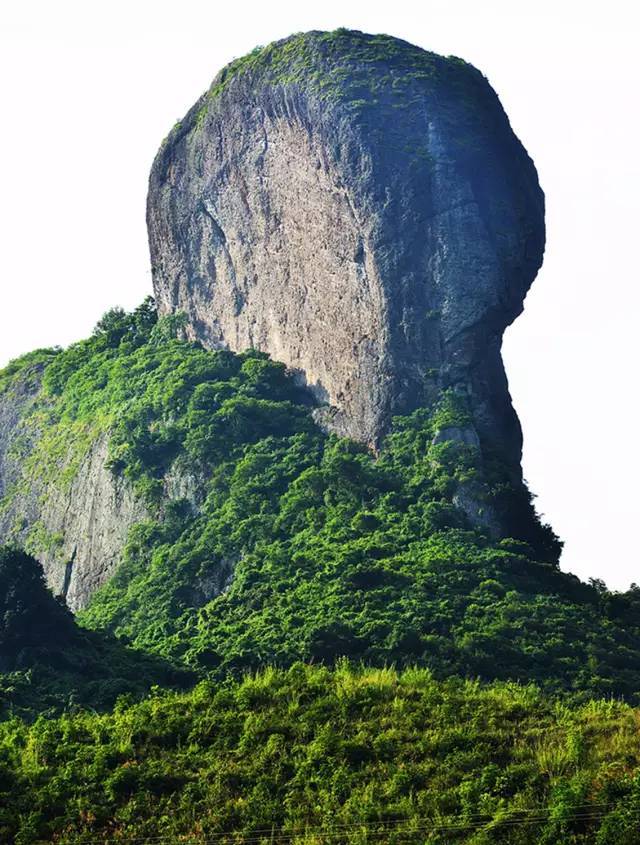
left=148, top=29, right=543, bottom=472
left=0, top=29, right=545, bottom=611
left=1, top=27, right=640, bottom=845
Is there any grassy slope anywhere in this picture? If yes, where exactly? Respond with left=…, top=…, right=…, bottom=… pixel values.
left=2, top=663, right=640, bottom=844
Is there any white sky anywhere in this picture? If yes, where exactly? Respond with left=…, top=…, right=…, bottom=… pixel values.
left=1, top=0, right=638, bottom=589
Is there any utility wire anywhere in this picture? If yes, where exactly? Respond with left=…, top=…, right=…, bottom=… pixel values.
left=96, top=798, right=626, bottom=841
left=52, top=803, right=636, bottom=844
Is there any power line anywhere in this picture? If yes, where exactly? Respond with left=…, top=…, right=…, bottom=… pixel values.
left=47, top=803, right=637, bottom=844
left=95, top=799, right=626, bottom=842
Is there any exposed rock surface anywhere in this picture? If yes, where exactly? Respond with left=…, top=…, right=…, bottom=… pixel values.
left=0, top=365, right=43, bottom=507
left=37, top=434, right=148, bottom=611
left=0, top=30, right=546, bottom=609
left=148, top=29, right=544, bottom=475
left=0, top=372, right=148, bottom=612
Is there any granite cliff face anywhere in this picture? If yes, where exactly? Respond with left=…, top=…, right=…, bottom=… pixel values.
left=148, top=29, right=544, bottom=474
left=0, top=30, right=546, bottom=610
left=0, top=364, right=147, bottom=611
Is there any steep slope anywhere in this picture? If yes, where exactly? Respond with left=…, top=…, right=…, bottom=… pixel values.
left=148, top=28, right=544, bottom=477
left=0, top=29, right=546, bottom=605
left=3, top=306, right=640, bottom=701
left=0, top=307, right=153, bottom=611
left=0, top=545, right=187, bottom=719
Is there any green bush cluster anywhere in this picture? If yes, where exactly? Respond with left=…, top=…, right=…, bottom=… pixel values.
left=4, top=300, right=639, bottom=701
left=0, top=546, right=77, bottom=666
left=0, top=347, right=58, bottom=397
left=0, top=545, right=189, bottom=720
left=2, top=663, right=640, bottom=844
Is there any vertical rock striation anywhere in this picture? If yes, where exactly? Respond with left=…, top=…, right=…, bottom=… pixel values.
left=147, top=29, right=544, bottom=476
left=0, top=365, right=148, bottom=612
left=0, top=29, right=548, bottom=609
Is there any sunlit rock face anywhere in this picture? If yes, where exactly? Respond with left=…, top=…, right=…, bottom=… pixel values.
left=0, top=366, right=148, bottom=611
left=147, top=29, right=544, bottom=474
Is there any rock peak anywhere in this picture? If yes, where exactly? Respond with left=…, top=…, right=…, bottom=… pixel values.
left=147, top=29, right=544, bottom=475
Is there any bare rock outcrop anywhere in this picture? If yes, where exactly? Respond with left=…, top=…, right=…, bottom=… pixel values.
left=0, top=367, right=148, bottom=611
left=148, top=29, right=544, bottom=475
left=0, top=30, right=546, bottom=609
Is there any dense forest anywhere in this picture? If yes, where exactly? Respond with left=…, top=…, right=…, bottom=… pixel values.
left=2, top=302, right=640, bottom=842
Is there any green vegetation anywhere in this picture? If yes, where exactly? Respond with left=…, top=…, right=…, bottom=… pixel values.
left=189, top=29, right=487, bottom=158
left=3, top=301, right=640, bottom=841
left=2, top=663, right=640, bottom=844
left=204, top=29, right=456, bottom=103
left=0, top=545, right=77, bottom=665
left=0, top=347, right=58, bottom=397
left=0, top=546, right=188, bottom=720
left=4, top=301, right=640, bottom=702
left=0, top=301, right=640, bottom=845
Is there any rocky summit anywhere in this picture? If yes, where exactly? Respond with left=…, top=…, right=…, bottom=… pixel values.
left=0, top=29, right=546, bottom=612
left=148, top=28, right=544, bottom=474
left=7, top=30, right=640, bottom=845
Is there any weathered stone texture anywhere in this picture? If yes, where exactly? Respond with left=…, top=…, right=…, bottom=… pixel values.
left=0, top=30, right=546, bottom=608
left=0, top=374, right=147, bottom=611
left=36, top=434, right=148, bottom=612
left=148, top=29, right=544, bottom=473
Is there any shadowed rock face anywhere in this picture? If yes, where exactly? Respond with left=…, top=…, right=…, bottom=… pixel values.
left=148, top=29, right=544, bottom=475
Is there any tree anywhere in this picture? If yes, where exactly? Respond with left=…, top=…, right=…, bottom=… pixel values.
left=0, top=545, right=76, bottom=670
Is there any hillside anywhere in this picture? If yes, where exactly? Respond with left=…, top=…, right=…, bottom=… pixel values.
left=2, top=305, right=640, bottom=710
left=0, top=27, right=638, bottom=845
left=0, top=545, right=188, bottom=719
left=2, top=664, right=640, bottom=844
